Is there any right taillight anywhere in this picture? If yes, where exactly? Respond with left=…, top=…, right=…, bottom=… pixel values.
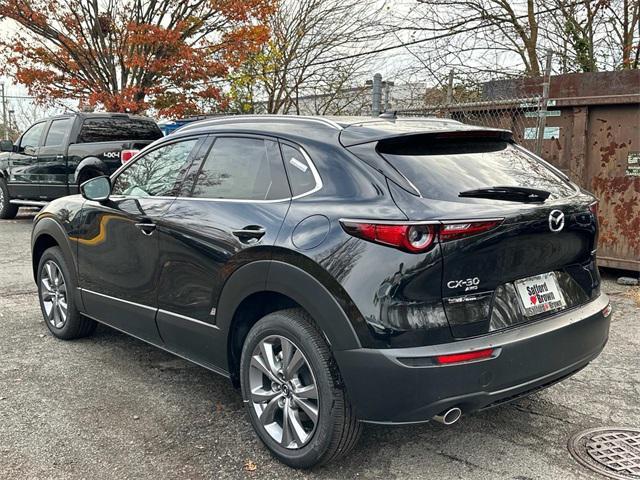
left=121, top=149, right=139, bottom=164
left=340, top=218, right=502, bottom=253
left=589, top=200, right=599, bottom=218
left=439, top=220, right=502, bottom=242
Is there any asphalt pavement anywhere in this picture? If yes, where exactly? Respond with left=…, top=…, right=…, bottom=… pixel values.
left=1, top=209, right=639, bottom=479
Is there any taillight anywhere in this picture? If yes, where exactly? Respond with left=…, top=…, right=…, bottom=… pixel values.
left=340, top=222, right=436, bottom=253
left=340, top=219, right=502, bottom=253
left=121, top=149, right=139, bottom=164
left=436, top=348, right=494, bottom=365
left=439, top=220, right=502, bottom=242
left=589, top=200, right=598, bottom=218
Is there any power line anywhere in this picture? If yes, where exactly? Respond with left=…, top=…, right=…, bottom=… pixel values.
left=196, top=0, right=586, bottom=87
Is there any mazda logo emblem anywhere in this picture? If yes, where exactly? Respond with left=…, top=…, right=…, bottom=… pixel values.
left=549, top=210, right=565, bottom=232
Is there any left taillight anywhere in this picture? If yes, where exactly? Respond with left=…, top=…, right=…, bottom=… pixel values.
left=340, top=218, right=502, bottom=253
left=120, top=149, right=139, bottom=164
left=340, top=222, right=436, bottom=253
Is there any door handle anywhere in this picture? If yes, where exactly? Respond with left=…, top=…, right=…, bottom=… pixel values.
left=135, top=222, right=157, bottom=236
left=232, top=225, right=266, bottom=242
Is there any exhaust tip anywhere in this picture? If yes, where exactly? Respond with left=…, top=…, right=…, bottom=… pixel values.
left=433, top=407, right=462, bottom=425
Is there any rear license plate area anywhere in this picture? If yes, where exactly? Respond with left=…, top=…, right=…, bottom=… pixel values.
left=514, top=272, right=567, bottom=317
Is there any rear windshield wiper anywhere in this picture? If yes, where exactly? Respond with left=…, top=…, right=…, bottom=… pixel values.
left=458, top=186, right=551, bottom=203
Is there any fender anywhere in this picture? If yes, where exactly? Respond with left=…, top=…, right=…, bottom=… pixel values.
left=74, top=157, right=108, bottom=183
left=266, top=261, right=361, bottom=350
left=31, top=215, right=85, bottom=312
left=216, top=260, right=362, bottom=354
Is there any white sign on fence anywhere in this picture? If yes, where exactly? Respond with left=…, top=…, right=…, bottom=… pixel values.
left=524, top=127, right=561, bottom=140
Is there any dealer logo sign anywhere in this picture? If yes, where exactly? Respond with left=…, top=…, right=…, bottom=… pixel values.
left=548, top=210, right=565, bottom=233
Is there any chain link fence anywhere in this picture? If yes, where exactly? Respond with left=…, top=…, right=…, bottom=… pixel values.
left=396, top=96, right=545, bottom=154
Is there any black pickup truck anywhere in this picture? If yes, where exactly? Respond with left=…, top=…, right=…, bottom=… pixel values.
left=0, top=112, right=163, bottom=219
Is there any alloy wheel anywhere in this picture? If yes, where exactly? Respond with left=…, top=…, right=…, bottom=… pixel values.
left=248, top=335, right=319, bottom=449
left=40, top=260, right=68, bottom=329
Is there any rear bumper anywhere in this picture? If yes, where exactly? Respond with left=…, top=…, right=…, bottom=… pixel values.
left=334, top=294, right=611, bottom=424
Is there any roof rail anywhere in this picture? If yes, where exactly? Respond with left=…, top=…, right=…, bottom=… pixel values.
left=176, top=114, right=344, bottom=133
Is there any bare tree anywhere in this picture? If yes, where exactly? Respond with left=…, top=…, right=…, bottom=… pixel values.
left=602, top=0, right=640, bottom=69
left=230, top=0, right=383, bottom=114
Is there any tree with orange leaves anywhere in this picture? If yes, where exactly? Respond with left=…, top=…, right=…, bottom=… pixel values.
left=0, top=0, right=274, bottom=117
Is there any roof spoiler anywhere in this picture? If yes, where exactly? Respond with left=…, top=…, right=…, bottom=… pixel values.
left=341, top=127, right=513, bottom=148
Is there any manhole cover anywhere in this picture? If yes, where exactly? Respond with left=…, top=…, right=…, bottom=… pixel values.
left=569, top=427, right=640, bottom=479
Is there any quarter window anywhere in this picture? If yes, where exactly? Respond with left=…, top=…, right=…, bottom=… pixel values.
left=280, top=144, right=318, bottom=197
left=44, top=118, right=72, bottom=146
left=19, top=122, right=46, bottom=150
left=111, top=139, right=198, bottom=197
left=191, top=137, right=290, bottom=200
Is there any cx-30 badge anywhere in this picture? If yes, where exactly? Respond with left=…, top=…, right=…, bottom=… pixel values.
left=548, top=210, right=565, bottom=233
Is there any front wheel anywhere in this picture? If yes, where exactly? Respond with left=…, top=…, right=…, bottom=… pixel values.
left=37, top=247, right=96, bottom=339
left=0, top=178, right=19, bottom=219
left=240, top=309, right=362, bottom=468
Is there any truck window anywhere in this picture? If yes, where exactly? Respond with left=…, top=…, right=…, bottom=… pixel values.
left=44, top=118, right=73, bottom=146
left=78, top=117, right=162, bottom=143
left=19, top=122, right=46, bottom=150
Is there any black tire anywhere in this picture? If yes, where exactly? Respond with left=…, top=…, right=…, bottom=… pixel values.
left=240, top=308, right=362, bottom=468
left=0, top=178, right=19, bottom=219
left=37, top=246, right=96, bottom=340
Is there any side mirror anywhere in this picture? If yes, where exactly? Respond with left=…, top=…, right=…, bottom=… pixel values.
left=0, top=140, right=14, bottom=152
left=80, top=176, right=111, bottom=202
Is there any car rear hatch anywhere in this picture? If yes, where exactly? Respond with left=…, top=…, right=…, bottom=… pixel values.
left=348, top=129, right=600, bottom=338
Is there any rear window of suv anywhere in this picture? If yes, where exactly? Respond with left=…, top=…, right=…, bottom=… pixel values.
left=78, top=117, right=162, bottom=143
left=378, top=138, right=575, bottom=201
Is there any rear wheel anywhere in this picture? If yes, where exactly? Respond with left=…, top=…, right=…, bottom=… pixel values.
left=0, top=178, right=19, bottom=219
left=240, top=308, right=362, bottom=468
left=37, top=247, right=96, bottom=339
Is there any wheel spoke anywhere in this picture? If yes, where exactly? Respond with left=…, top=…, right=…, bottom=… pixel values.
left=259, top=341, right=280, bottom=378
left=292, top=396, right=318, bottom=424
left=280, top=338, right=294, bottom=374
left=293, top=384, right=318, bottom=400
left=57, top=299, right=68, bottom=321
left=45, top=263, right=54, bottom=283
left=288, top=407, right=309, bottom=446
left=259, top=395, right=282, bottom=426
left=250, top=354, right=279, bottom=384
left=281, top=402, right=294, bottom=447
left=41, top=277, right=54, bottom=294
left=251, top=386, right=280, bottom=403
left=285, top=349, right=305, bottom=379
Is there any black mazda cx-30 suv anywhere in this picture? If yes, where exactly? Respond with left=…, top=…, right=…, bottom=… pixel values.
left=30, top=115, right=611, bottom=468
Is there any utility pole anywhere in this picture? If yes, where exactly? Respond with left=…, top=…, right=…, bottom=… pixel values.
left=371, top=73, right=382, bottom=117
left=383, top=80, right=395, bottom=112
left=535, top=50, right=553, bottom=156
left=445, top=70, right=454, bottom=118
left=0, top=83, right=7, bottom=140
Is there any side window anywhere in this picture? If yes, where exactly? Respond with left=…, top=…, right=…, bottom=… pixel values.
left=191, top=137, right=290, bottom=200
left=19, top=122, right=46, bottom=150
left=78, top=117, right=162, bottom=143
left=111, top=139, right=198, bottom=197
left=44, top=118, right=73, bottom=146
left=280, top=144, right=318, bottom=197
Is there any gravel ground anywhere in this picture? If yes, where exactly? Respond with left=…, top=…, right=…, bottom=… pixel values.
left=1, top=209, right=639, bottom=480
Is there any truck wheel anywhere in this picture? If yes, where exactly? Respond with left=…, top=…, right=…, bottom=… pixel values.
left=37, top=246, right=96, bottom=339
left=240, top=308, right=362, bottom=468
left=0, top=178, right=19, bottom=219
